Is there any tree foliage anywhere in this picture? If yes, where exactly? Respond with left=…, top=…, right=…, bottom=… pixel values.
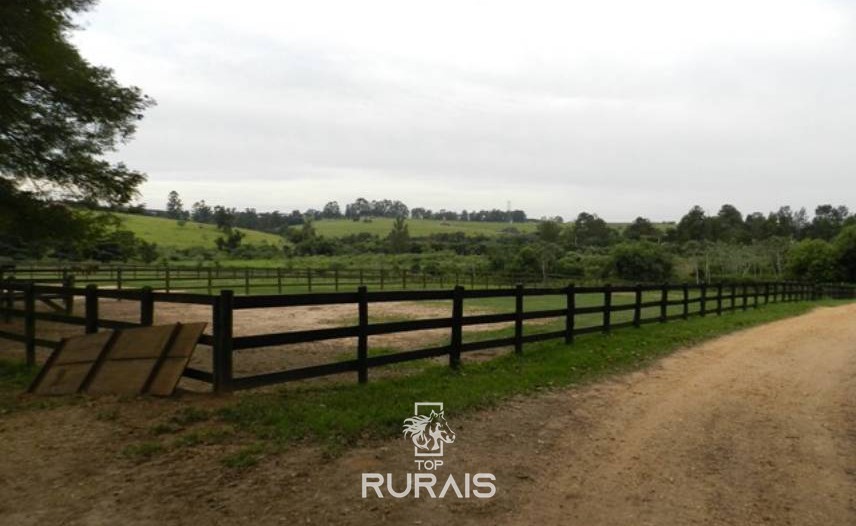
left=1, top=0, right=153, bottom=251
left=0, top=0, right=152, bottom=202
left=785, top=239, right=841, bottom=283
left=608, top=242, right=674, bottom=282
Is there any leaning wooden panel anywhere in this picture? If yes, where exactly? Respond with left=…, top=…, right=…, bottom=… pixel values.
left=85, top=325, right=178, bottom=395
left=30, top=323, right=205, bottom=397
left=145, top=322, right=206, bottom=396
left=29, top=332, right=113, bottom=395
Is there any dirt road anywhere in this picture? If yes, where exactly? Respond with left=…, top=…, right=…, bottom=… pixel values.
left=0, top=304, right=854, bottom=525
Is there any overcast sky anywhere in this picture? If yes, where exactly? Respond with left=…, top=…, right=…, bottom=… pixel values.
left=72, top=0, right=855, bottom=221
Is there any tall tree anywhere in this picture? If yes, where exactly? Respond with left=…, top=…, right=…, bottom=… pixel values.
left=1, top=1, right=153, bottom=230
left=387, top=217, right=411, bottom=253
left=166, top=190, right=184, bottom=220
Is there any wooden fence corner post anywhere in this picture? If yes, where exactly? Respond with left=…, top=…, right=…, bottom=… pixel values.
left=633, top=283, right=642, bottom=328
left=660, top=283, right=668, bottom=322
left=565, top=283, right=576, bottom=344
left=357, top=285, right=369, bottom=384
left=603, top=283, right=612, bottom=334
left=682, top=282, right=689, bottom=319
left=514, top=283, right=524, bottom=353
left=212, top=289, right=234, bottom=394
left=140, top=286, right=154, bottom=326
left=84, top=284, right=98, bottom=334
left=24, top=284, right=36, bottom=366
left=450, top=285, right=463, bottom=369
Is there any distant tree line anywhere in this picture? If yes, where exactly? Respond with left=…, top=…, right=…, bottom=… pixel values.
left=144, top=192, right=531, bottom=233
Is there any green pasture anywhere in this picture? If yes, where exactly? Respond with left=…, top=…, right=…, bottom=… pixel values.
left=113, top=213, right=283, bottom=249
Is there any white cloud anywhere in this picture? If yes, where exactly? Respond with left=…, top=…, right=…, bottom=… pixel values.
left=72, top=0, right=856, bottom=220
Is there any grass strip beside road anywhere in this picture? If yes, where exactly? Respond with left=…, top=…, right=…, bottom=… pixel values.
left=218, top=300, right=849, bottom=452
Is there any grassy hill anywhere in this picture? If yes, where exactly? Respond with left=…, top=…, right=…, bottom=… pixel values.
left=115, top=213, right=672, bottom=249
left=115, top=213, right=283, bottom=249
left=313, top=218, right=537, bottom=237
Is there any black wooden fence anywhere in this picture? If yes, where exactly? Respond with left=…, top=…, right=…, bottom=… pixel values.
left=0, top=264, right=575, bottom=294
left=0, top=280, right=853, bottom=393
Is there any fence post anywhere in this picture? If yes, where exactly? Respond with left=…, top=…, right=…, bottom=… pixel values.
left=514, top=283, right=524, bottom=353
left=660, top=283, right=668, bottom=322
left=450, top=285, right=463, bottom=369
left=700, top=283, right=707, bottom=316
left=565, top=283, right=576, bottom=344
left=357, top=286, right=369, bottom=384
left=764, top=283, right=770, bottom=304
left=24, top=284, right=36, bottom=366
left=633, top=283, right=642, bottom=328
left=84, top=284, right=98, bottom=334
left=710, top=282, right=719, bottom=315
left=753, top=284, right=759, bottom=308
left=682, top=283, right=689, bottom=319
left=116, top=268, right=123, bottom=293
left=63, top=275, right=75, bottom=315
left=603, top=283, right=612, bottom=334
left=212, top=290, right=234, bottom=394
left=742, top=283, right=748, bottom=310
left=2, top=281, right=11, bottom=323
left=140, top=286, right=154, bottom=326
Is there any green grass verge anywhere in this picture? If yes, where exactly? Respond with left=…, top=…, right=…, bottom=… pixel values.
left=218, top=300, right=849, bottom=452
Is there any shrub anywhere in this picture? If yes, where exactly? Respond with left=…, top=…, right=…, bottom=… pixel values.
left=608, top=242, right=674, bottom=282
left=786, top=239, right=841, bottom=282
left=833, top=225, right=856, bottom=281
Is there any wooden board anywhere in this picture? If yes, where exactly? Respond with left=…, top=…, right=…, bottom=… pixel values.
left=29, top=322, right=206, bottom=396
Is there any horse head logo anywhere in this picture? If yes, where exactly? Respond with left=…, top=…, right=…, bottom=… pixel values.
left=403, top=407, right=456, bottom=456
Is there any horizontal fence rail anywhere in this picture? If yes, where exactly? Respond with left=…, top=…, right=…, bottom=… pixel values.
left=0, top=264, right=589, bottom=295
left=0, top=277, right=854, bottom=393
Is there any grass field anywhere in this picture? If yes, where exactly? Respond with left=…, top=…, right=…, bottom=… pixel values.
left=114, top=213, right=283, bottom=249
left=312, top=218, right=537, bottom=237
left=113, top=213, right=671, bottom=250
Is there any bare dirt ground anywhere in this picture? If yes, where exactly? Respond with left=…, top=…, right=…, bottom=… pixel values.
left=0, top=304, right=854, bottom=525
